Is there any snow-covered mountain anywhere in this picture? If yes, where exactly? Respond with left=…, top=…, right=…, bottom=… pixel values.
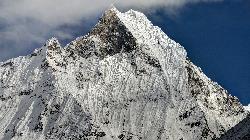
left=0, top=7, right=248, bottom=140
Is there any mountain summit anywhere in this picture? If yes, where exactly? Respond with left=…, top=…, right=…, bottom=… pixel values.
left=0, top=8, right=248, bottom=140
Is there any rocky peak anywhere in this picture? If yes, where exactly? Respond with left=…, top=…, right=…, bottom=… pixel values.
left=46, top=37, right=61, bottom=51
left=91, top=8, right=136, bottom=54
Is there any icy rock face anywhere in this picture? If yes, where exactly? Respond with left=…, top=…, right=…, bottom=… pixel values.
left=0, top=7, right=248, bottom=140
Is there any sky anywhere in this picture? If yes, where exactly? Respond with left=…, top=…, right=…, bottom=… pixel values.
left=0, top=0, right=249, bottom=105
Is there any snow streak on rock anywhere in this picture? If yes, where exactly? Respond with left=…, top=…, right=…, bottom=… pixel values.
left=0, top=7, right=248, bottom=140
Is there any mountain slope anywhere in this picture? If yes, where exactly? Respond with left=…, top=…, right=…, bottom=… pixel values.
left=0, top=7, right=248, bottom=140
left=218, top=114, right=250, bottom=140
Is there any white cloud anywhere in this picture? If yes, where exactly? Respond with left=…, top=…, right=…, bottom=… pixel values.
left=0, top=0, right=223, bottom=61
left=0, top=0, right=223, bottom=25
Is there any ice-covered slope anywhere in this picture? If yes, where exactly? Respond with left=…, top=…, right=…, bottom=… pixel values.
left=0, top=7, right=248, bottom=140
left=244, top=104, right=250, bottom=112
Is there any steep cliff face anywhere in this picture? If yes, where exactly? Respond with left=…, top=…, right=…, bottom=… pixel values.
left=0, top=7, right=248, bottom=140
left=186, top=60, right=247, bottom=138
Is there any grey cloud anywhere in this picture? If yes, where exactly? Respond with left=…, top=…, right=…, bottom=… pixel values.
left=0, top=0, right=223, bottom=61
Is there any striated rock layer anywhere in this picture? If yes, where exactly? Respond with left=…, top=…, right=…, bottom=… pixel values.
left=0, top=8, right=248, bottom=140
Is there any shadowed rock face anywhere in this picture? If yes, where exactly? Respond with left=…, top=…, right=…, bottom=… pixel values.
left=0, top=7, right=248, bottom=140
left=217, top=114, right=250, bottom=140
left=90, top=9, right=137, bottom=56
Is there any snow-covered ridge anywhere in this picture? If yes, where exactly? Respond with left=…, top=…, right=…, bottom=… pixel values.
left=244, top=104, right=250, bottom=112
left=0, top=7, right=248, bottom=140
